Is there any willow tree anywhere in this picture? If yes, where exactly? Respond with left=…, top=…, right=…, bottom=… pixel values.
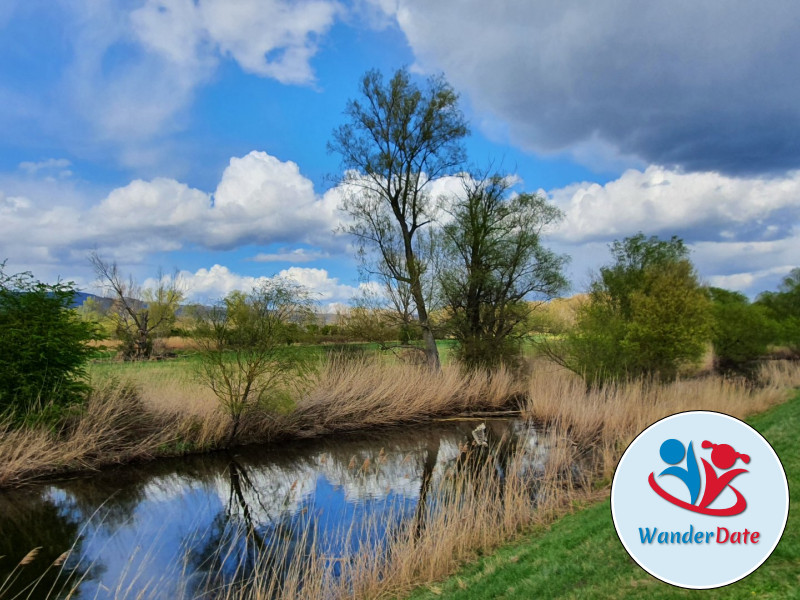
left=440, top=174, right=568, bottom=370
left=329, top=68, right=468, bottom=370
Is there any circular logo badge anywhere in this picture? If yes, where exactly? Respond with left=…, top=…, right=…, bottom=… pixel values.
left=611, top=411, right=789, bottom=589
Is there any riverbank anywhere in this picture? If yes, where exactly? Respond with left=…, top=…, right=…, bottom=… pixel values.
left=0, top=357, right=524, bottom=487
left=408, top=387, right=800, bottom=599
left=1, top=361, right=798, bottom=598
left=3, top=357, right=796, bottom=489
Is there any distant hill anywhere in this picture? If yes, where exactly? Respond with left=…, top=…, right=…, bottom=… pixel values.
left=68, top=293, right=340, bottom=323
left=70, top=291, right=114, bottom=311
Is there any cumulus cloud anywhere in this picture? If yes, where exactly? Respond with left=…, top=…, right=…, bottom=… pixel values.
left=544, top=166, right=800, bottom=296
left=0, top=151, right=346, bottom=267
left=374, top=1, right=800, bottom=175
left=172, top=264, right=364, bottom=305
left=548, top=166, right=800, bottom=243
left=23, top=0, right=340, bottom=164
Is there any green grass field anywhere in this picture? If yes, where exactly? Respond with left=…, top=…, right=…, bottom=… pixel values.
left=87, top=339, right=463, bottom=381
left=408, top=392, right=800, bottom=599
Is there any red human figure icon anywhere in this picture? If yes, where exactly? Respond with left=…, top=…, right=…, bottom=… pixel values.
left=698, top=441, right=750, bottom=510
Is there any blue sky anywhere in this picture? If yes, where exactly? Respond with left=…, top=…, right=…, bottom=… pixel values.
left=1, top=1, right=799, bottom=307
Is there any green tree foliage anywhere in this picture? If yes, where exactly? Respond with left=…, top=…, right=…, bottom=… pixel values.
left=193, top=279, right=315, bottom=446
left=0, top=263, right=99, bottom=421
left=330, top=67, right=469, bottom=370
left=77, top=296, right=115, bottom=337
left=90, top=252, right=184, bottom=360
left=708, top=287, right=777, bottom=375
left=756, top=267, right=800, bottom=354
left=439, top=174, right=568, bottom=370
left=550, top=234, right=712, bottom=385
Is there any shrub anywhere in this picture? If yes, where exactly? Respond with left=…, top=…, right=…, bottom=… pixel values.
left=756, top=268, right=800, bottom=355
left=193, top=279, right=315, bottom=446
left=0, top=264, right=99, bottom=421
left=548, top=234, right=712, bottom=385
left=709, top=288, right=778, bottom=375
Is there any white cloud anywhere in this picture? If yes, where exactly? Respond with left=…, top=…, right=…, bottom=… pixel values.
left=209, top=152, right=326, bottom=248
left=18, top=158, right=72, bottom=176
left=705, top=267, right=795, bottom=293
left=541, top=166, right=800, bottom=297
left=249, top=248, right=330, bottom=263
left=194, top=0, right=340, bottom=84
left=691, top=236, right=800, bottom=294
left=5, top=150, right=798, bottom=300
left=0, top=151, right=346, bottom=270
left=277, top=266, right=363, bottom=301
left=35, top=0, right=340, bottom=165
left=131, top=0, right=340, bottom=85
left=548, top=166, right=800, bottom=243
left=173, top=264, right=363, bottom=304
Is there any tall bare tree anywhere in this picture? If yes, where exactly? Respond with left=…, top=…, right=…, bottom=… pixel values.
left=329, top=68, right=468, bottom=370
left=90, top=252, right=184, bottom=360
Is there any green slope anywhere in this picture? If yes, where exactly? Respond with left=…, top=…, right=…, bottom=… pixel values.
left=409, top=393, right=800, bottom=599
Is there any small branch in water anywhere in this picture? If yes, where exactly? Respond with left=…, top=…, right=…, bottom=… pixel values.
left=432, top=410, right=522, bottom=422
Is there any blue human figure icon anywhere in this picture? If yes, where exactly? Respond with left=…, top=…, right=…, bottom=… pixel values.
left=658, top=439, right=701, bottom=505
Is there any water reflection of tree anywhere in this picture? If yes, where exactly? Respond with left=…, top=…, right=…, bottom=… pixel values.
left=413, top=436, right=440, bottom=539
left=185, top=458, right=318, bottom=598
left=57, top=469, right=151, bottom=531
left=0, top=489, right=94, bottom=597
left=0, top=418, right=545, bottom=599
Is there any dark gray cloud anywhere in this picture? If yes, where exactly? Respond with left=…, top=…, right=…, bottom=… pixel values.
left=387, top=1, right=800, bottom=175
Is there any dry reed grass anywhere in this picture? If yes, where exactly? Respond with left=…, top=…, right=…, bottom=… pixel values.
left=0, top=358, right=525, bottom=488
left=0, top=380, right=187, bottom=487
left=289, top=357, right=524, bottom=435
left=2, top=360, right=798, bottom=599
left=221, top=361, right=800, bottom=599
left=523, top=359, right=800, bottom=482
left=2, top=357, right=797, bottom=491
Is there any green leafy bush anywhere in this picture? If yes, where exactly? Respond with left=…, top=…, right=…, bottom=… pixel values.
left=709, top=287, right=778, bottom=375
left=549, top=234, right=712, bottom=385
left=756, top=268, right=800, bottom=355
left=0, top=263, right=100, bottom=421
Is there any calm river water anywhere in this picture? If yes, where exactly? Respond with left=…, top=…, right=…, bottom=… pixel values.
left=0, top=418, right=556, bottom=599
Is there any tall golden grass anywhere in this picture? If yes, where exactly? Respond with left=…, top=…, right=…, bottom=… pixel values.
left=0, top=358, right=524, bottom=487
left=2, top=359, right=797, bottom=599
left=2, top=357, right=798, bottom=490
left=523, top=359, right=800, bottom=482
left=230, top=360, right=799, bottom=600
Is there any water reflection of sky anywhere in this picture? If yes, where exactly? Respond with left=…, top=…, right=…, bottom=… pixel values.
left=0, top=419, right=551, bottom=599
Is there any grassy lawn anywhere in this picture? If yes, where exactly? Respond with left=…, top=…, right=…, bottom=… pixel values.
left=408, top=392, right=800, bottom=600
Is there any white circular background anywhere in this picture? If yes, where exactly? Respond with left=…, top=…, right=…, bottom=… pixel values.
left=611, top=411, right=789, bottom=589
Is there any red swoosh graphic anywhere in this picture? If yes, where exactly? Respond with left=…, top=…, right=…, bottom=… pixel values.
left=648, top=472, right=747, bottom=516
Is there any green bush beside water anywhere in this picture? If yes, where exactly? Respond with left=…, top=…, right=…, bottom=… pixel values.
left=0, top=265, right=99, bottom=425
